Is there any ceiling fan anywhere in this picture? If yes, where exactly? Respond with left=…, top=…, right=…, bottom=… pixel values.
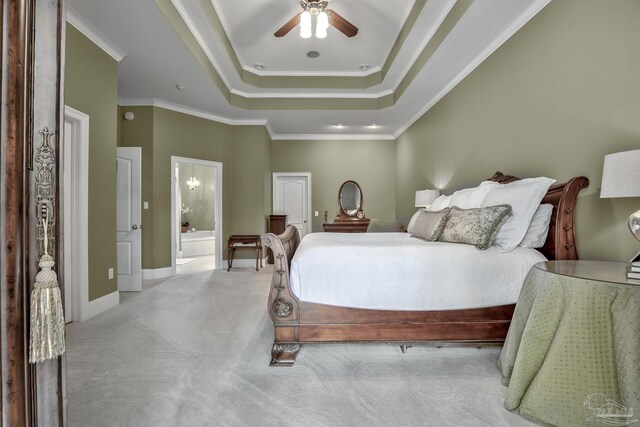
left=274, top=1, right=358, bottom=39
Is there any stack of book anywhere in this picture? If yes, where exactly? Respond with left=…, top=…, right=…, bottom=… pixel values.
left=628, top=261, right=640, bottom=284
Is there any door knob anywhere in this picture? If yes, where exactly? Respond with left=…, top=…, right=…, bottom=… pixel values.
left=132, top=224, right=139, bottom=230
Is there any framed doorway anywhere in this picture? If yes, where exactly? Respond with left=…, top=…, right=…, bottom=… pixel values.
left=62, top=106, right=90, bottom=322
left=170, top=156, right=223, bottom=274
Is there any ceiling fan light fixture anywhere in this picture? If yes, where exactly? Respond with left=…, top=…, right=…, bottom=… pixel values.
left=300, top=11, right=312, bottom=38
left=315, top=11, right=329, bottom=38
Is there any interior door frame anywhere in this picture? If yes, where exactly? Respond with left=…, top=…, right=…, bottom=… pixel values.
left=272, top=172, right=312, bottom=236
left=63, top=105, right=90, bottom=322
left=170, top=156, right=223, bottom=273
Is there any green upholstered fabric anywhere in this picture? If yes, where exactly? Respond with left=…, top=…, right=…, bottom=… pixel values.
left=498, top=265, right=640, bottom=427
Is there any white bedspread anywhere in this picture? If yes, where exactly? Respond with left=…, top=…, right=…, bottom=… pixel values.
left=290, top=232, right=546, bottom=311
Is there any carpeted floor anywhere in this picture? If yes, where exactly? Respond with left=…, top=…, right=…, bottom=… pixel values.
left=66, top=261, right=535, bottom=427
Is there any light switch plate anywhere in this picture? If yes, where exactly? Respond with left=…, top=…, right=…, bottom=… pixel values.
left=143, top=201, right=149, bottom=209
left=314, top=211, right=319, bottom=217
left=108, top=268, right=114, bottom=280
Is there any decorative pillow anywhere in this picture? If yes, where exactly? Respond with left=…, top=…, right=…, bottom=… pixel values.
left=407, top=210, right=421, bottom=231
left=449, top=181, right=500, bottom=209
left=439, top=205, right=512, bottom=250
left=520, top=204, right=554, bottom=248
left=480, top=177, right=555, bottom=252
left=408, top=208, right=450, bottom=241
left=430, top=194, right=451, bottom=211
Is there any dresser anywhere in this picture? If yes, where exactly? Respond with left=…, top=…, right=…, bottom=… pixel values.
left=267, top=215, right=287, bottom=263
left=323, top=218, right=370, bottom=233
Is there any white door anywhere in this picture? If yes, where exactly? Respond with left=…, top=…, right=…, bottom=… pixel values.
left=273, top=173, right=311, bottom=238
left=116, top=147, right=142, bottom=291
left=63, top=121, right=73, bottom=322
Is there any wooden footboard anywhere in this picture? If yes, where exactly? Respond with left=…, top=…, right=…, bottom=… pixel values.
left=262, top=226, right=515, bottom=366
left=261, top=226, right=302, bottom=366
left=261, top=173, right=589, bottom=366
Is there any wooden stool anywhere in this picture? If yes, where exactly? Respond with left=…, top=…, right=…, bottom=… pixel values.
left=227, top=235, right=262, bottom=271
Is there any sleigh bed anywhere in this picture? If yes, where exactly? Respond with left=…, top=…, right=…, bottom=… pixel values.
left=261, top=173, right=589, bottom=366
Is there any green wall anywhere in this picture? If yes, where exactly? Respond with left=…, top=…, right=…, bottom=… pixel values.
left=119, top=106, right=271, bottom=268
left=65, top=26, right=118, bottom=300
left=271, top=140, right=396, bottom=232
left=396, top=0, right=640, bottom=262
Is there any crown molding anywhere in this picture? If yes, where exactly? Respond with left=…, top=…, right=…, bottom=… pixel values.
left=241, top=65, right=382, bottom=78
left=270, top=133, right=396, bottom=141
left=392, top=0, right=457, bottom=92
left=117, top=98, right=394, bottom=140
left=170, top=0, right=233, bottom=89
left=66, top=6, right=126, bottom=62
left=394, top=0, right=552, bottom=139
left=118, top=98, right=267, bottom=126
left=229, top=88, right=394, bottom=99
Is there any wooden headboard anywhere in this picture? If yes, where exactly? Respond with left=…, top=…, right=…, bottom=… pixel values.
left=488, top=172, right=590, bottom=260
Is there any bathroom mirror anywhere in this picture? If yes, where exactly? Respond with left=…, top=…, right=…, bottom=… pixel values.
left=338, top=180, right=363, bottom=217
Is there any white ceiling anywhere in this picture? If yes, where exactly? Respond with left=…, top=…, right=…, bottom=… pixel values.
left=212, top=0, right=415, bottom=75
left=66, top=0, right=552, bottom=138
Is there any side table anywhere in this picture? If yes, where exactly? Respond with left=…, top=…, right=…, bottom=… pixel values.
left=499, top=261, right=639, bottom=427
left=227, top=235, right=262, bottom=272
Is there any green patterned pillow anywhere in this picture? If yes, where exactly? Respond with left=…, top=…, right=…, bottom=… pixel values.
left=408, top=208, right=450, bottom=241
left=439, top=205, right=512, bottom=250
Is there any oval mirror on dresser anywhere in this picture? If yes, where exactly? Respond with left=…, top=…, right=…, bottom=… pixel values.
left=339, top=180, right=362, bottom=216
left=324, top=180, right=369, bottom=232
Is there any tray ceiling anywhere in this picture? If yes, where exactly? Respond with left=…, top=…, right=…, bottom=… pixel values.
left=211, top=0, right=415, bottom=75
left=66, top=0, right=552, bottom=138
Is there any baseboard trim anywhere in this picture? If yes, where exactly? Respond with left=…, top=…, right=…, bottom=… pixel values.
left=84, top=291, right=119, bottom=321
left=142, top=267, right=174, bottom=280
left=223, top=257, right=268, bottom=269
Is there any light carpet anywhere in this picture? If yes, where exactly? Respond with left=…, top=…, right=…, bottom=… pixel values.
left=66, top=265, right=534, bottom=427
left=176, top=257, right=196, bottom=265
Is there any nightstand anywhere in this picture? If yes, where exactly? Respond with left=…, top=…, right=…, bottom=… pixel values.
left=499, top=261, right=639, bottom=427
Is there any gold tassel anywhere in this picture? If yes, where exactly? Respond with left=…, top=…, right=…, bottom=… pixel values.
left=29, top=215, right=65, bottom=363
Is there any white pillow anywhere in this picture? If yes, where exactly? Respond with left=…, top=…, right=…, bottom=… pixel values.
left=520, top=204, right=554, bottom=248
left=480, top=177, right=556, bottom=252
left=407, top=209, right=422, bottom=231
left=449, top=181, right=500, bottom=209
left=430, top=195, right=451, bottom=211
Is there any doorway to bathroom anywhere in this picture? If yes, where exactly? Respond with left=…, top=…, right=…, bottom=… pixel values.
left=170, top=156, right=223, bottom=274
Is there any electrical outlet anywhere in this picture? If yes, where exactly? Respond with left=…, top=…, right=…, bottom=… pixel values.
left=143, top=201, right=149, bottom=209
left=108, top=268, right=114, bottom=280
left=314, top=211, right=319, bottom=217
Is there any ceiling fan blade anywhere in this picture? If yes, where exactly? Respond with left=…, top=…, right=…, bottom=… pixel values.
left=327, top=9, right=358, bottom=37
left=274, top=13, right=301, bottom=37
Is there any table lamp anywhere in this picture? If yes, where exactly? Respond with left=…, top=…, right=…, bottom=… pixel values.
left=415, top=189, right=440, bottom=209
left=600, top=149, right=640, bottom=243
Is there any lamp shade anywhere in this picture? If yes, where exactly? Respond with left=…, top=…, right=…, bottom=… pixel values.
left=415, top=189, right=440, bottom=207
left=600, top=149, right=640, bottom=198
